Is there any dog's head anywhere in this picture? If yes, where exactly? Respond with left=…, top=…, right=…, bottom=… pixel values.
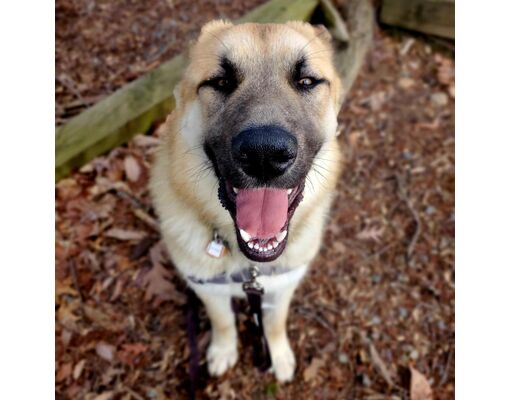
left=175, top=21, right=343, bottom=262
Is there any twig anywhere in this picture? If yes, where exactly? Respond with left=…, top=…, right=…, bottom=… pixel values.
left=394, top=174, right=422, bottom=264
left=120, top=385, right=145, bottom=400
left=360, top=242, right=397, bottom=264
left=295, top=306, right=337, bottom=338
left=439, top=341, right=454, bottom=385
left=56, top=74, right=84, bottom=102
left=133, top=208, right=160, bottom=233
left=69, top=259, right=83, bottom=302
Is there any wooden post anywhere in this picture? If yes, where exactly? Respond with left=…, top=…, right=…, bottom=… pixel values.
left=380, top=0, right=454, bottom=39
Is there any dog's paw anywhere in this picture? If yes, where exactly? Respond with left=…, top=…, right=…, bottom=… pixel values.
left=206, top=342, right=238, bottom=377
left=270, top=341, right=296, bottom=383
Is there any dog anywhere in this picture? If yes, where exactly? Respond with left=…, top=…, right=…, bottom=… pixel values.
left=150, top=20, right=343, bottom=382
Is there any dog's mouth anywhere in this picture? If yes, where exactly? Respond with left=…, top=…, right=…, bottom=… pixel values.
left=218, top=180, right=305, bottom=262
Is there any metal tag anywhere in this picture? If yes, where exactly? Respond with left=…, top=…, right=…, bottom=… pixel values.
left=206, top=230, right=228, bottom=258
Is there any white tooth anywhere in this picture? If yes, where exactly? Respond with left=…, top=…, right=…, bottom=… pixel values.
left=239, top=229, right=251, bottom=242
left=276, top=230, right=287, bottom=242
left=248, top=242, right=254, bottom=249
left=254, top=243, right=260, bottom=250
left=262, top=247, right=267, bottom=252
left=233, top=187, right=239, bottom=194
left=267, top=244, right=273, bottom=250
left=273, top=240, right=279, bottom=248
left=287, top=189, right=292, bottom=195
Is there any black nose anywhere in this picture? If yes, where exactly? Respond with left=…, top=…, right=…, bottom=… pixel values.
left=232, top=126, right=298, bottom=181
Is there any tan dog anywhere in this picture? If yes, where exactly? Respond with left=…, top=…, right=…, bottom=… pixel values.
left=150, top=20, right=343, bottom=382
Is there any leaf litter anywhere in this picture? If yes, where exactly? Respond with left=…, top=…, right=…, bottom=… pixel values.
left=56, top=1, right=454, bottom=398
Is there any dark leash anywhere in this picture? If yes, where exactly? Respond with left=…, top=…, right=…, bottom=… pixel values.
left=185, top=288, right=201, bottom=400
left=185, top=265, right=271, bottom=399
left=242, top=266, right=272, bottom=371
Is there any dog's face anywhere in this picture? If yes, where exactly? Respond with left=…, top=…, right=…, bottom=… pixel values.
left=176, top=21, right=342, bottom=262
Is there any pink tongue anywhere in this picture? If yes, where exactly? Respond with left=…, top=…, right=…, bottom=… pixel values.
left=235, top=188, right=288, bottom=239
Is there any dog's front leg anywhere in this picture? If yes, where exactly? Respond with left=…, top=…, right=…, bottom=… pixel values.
left=263, top=277, right=301, bottom=383
left=192, top=285, right=238, bottom=376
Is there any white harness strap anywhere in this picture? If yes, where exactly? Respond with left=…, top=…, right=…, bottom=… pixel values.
left=187, top=264, right=308, bottom=299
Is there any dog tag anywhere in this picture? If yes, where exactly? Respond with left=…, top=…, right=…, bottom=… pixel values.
left=206, top=231, right=228, bottom=258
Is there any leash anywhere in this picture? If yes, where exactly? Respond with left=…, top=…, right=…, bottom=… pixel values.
left=242, top=266, right=272, bottom=371
left=185, top=265, right=272, bottom=399
left=185, top=288, right=201, bottom=400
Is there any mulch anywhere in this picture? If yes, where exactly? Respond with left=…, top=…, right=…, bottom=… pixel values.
left=56, top=1, right=455, bottom=399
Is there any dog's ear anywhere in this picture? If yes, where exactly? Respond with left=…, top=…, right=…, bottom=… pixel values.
left=199, top=20, right=233, bottom=41
left=312, top=24, right=333, bottom=44
left=285, top=21, right=333, bottom=46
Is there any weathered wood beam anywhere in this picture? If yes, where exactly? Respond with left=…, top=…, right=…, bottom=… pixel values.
left=331, top=0, right=374, bottom=98
left=380, top=0, right=454, bottom=39
left=55, top=0, right=373, bottom=181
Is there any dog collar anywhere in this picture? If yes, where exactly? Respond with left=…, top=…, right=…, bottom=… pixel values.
left=187, top=265, right=294, bottom=285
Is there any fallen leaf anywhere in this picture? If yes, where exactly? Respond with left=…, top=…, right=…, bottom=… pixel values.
left=356, top=226, right=385, bottom=243
left=96, top=342, right=116, bottom=362
left=133, top=134, right=161, bottom=147
left=303, top=357, right=325, bottom=382
left=398, top=77, right=414, bottom=89
left=104, top=228, right=146, bottom=241
left=124, top=155, right=141, bottom=182
left=56, top=280, right=79, bottom=297
left=369, top=342, right=394, bottom=387
left=101, top=366, right=121, bottom=386
left=142, top=243, right=184, bottom=304
left=92, top=391, right=115, bottom=400
left=410, top=366, right=433, bottom=400
left=73, top=359, right=86, bottom=380
left=56, top=362, right=72, bottom=383
left=83, top=305, right=124, bottom=331
left=435, top=56, right=454, bottom=86
left=142, top=258, right=176, bottom=302
left=117, top=343, right=149, bottom=366
left=218, top=380, right=236, bottom=400
left=57, top=299, right=81, bottom=332
left=348, top=130, right=364, bottom=149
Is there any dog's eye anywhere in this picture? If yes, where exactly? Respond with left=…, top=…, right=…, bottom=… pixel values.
left=295, top=76, right=323, bottom=91
left=216, top=78, right=228, bottom=88
left=202, top=77, right=237, bottom=95
left=298, top=78, right=314, bottom=86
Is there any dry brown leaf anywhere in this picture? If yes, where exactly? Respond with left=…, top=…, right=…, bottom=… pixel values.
left=141, top=243, right=184, bottom=304
left=133, top=134, right=161, bottom=147
left=348, top=130, right=364, bottom=149
left=56, top=280, right=79, bottom=297
left=124, top=155, right=141, bottom=182
left=83, top=305, right=124, bottom=332
left=303, top=357, right=325, bottom=382
left=356, top=226, right=385, bottom=243
left=436, top=57, right=454, bottom=86
left=218, top=380, right=236, bottom=400
left=142, top=257, right=176, bottom=302
left=96, top=342, right=116, bottom=362
left=73, top=359, right=86, bottom=380
left=105, top=228, right=146, bottom=241
left=92, top=391, right=115, bottom=400
left=56, top=362, right=73, bottom=383
left=410, top=366, right=433, bottom=400
left=57, top=300, right=81, bottom=332
left=117, top=343, right=149, bottom=366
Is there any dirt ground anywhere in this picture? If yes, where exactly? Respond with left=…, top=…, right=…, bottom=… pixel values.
left=56, top=1, right=455, bottom=399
